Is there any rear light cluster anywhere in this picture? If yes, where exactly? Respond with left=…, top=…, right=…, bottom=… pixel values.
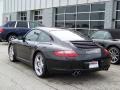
left=53, top=50, right=79, bottom=58
left=104, top=49, right=110, bottom=56
left=0, top=28, right=4, bottom=33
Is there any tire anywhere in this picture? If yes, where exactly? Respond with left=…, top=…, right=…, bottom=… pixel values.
left=108, top=47, right=120, bottom=64
left=8, top=45, right=17, bottom=62
left=8, top=34, right=17, bottom=42
left=34, top=52, right=48, bottom=78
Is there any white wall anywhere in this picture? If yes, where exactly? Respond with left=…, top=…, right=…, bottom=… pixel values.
left=3, top=0, right=110, bottom=13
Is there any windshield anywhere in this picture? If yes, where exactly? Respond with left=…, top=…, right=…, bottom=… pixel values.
left=50, top=30, right=90, bottom=41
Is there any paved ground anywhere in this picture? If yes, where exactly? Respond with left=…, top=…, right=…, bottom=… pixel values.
left=0, top=42, right=120, bottom=90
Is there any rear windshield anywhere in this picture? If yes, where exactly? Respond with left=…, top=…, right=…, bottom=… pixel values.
left=50, top=30, right=90, bottom=41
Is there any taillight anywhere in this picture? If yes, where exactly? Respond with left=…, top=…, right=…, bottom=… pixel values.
left=104, top=49, right=110, bottom=56
left=53, top=50, right=79, bottom=58
left=0, top=28, right=4, bottom=33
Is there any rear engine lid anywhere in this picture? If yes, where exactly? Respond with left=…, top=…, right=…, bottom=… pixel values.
left=70, top=41, right=102, bottom=60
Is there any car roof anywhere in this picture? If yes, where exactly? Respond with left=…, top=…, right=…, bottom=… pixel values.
left=36, top=27, right=68, bottom=32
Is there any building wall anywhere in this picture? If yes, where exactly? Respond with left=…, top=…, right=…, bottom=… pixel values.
left=3, top=0, right=110, bottom=13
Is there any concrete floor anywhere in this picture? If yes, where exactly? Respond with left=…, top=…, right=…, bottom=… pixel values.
left=0, top=43, right=120, bottom=90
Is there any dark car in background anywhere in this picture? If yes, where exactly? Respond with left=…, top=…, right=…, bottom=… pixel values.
left=78, top=29, right=120, bottom=64
left=0, top=21, right=43, bottom=42
left=8, top=27, right=111, bottom=78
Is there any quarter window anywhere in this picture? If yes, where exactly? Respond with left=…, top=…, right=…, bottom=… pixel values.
left=37, top=32, right=52, bottom=42
left=16, top=21, right=28, bottom=28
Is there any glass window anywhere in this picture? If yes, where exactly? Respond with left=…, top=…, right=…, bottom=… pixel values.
left=66, top=6, right=76, bottom=13
left=91, top=4, right=105, bottom=11
left=117, top=1, right=120, bottom=10
left=116, top=11, right=120, bottom=20
left=65, top=14, right=76, bottom=20
left=77, top=5, right=90, bottom=12
left=17, top=21, right=28, bottom=28
left=65, top=21, right=75, bottom=28
left=91, top=31, right=112, bottom=39
left=38, top=32, right=52, bottom=42
left=56, top=15, right=64, bottom=20
left=29, top=22, right=43, bottom=28
left=55, top=22, right=64, bottom=27
left=90, top=21, right=104, bottom=29
left=76, top=21, right=89, bottom=28
left=56, top=7, right=65, bottom=14
left=50, top=30, right=89, bottom=41
left=34, top=10, right=42, bottom=23
left=3, top=21, right=16, bottom=27
left=25, top=30, right=41, bottom=41
left=20, top=12, right=27, bottom=21
left=115, top=21, right=120, bottom=29
left=77, top=13, right=89, bottom=20
left=90, top=12, right=104, bottom=20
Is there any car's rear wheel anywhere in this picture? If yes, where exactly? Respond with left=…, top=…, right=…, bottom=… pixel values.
left=34, top=52, right=48, bottom=78
left=108, top=47, right=120, bottom=64
left=8, top=45, right=17, bottom=62
left=8, top=35, right=17, bottom=42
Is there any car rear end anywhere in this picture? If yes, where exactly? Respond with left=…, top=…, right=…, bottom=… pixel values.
left=0, top=27, right=7, bottom=41
left=45, top=29, right=111, bottom=73
left=46, top=42, right=110, bottom=73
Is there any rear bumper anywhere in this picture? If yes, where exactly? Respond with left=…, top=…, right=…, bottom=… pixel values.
left=46, top=58, right=111, bottom=72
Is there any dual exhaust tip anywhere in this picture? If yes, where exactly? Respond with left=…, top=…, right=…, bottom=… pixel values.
left=72, top=71, right=81, bottom=77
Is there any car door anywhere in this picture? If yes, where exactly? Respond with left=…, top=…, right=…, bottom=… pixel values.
left=16, top=30, right=41, bottom=62
left=16, top=21, right=30, bottom=36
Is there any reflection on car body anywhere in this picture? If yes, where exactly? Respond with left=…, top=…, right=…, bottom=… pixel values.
left=8, top=27, right=111, bottom=78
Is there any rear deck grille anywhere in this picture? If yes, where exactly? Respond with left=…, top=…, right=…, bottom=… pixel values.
left=71, top=41, right=98, bottom=49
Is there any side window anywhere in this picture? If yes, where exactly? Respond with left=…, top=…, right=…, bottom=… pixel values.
left=37, top=32, right=52, bottom=42
left=91, top=31, right=112, bottom=39
left=16, top=21, right=28, bottom=28
left=4, top=21, right=16, bottom=27
left=25, top=30, right=41, bottom=41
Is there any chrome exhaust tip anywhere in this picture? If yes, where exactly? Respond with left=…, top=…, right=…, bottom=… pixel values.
left=72, top=71, right=81, bottom=77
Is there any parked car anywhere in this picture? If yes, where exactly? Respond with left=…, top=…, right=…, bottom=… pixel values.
left=8, top=27, right=111, bottom=78
left=79, top=29, right=120, bottom=64
left=0, top=21, right=43, bottom=42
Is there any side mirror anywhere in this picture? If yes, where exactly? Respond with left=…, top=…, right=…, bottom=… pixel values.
left=22, top=37, right=25, bottom=42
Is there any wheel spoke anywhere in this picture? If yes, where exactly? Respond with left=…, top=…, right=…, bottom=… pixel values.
left=34, top=53, right=44, bottom=76
left=109, top=47, right=120, bottom=64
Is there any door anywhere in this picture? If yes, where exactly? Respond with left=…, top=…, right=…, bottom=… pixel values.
left=16, top=30, right=41, bottom=62
left=16, top=21, right=30, bottom=36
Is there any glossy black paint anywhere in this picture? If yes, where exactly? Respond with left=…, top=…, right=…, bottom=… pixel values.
left=9, top=27, right=111, bottom=73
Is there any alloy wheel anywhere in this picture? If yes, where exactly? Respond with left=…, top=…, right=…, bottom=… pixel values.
left=34, top=53, right=45, bottom=77
left=8, top=35, right=16, bottom=42
left=109, top=47, right=120, bottom=64
left=9, top=45, right=14, bottom=61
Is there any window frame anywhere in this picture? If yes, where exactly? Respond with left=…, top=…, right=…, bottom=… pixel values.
left=55, top=3, right=105, bottom=30
left=16, top=21, right=28, bottom=28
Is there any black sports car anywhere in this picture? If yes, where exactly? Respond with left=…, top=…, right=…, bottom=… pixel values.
left=8, top=27, right=111, bottom=77
left=83, top=29, right=120, bottom=64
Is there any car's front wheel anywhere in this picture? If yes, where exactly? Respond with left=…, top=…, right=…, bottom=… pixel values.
left=8, top=45, right=17, bottom=62
left=34, top=52, right=48, bottom=78
left=8, top=35, right=17, bottom=42
left=108, top=47, right=120, bottom=64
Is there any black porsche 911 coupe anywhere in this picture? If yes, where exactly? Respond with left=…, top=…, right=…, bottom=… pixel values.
left=8, top=27, right=111, bottom=78
left=80, top=29, right=120, bottom=64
